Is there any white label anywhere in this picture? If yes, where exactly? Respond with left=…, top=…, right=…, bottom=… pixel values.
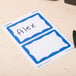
left=7, top=13, right=52, bottom=44
left=22, top=30, right=72, bottom=67
left=4, top=11, right=73, bottom=68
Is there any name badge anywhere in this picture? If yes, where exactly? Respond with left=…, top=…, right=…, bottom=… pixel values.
left=4, top=11, right=73, bottom=68
left=6, top=13, right=52, bottom=44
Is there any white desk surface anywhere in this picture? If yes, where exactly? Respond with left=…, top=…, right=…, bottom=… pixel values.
left=0, top=0, right=76, bottom=76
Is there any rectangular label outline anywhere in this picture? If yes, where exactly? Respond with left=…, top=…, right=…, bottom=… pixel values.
left=6, top=12, right=53, bottom=44
left=22, top=30, right=71, bottom=64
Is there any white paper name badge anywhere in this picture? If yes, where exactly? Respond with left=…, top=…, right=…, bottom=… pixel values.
left=4, top=11, right=73, bottom=68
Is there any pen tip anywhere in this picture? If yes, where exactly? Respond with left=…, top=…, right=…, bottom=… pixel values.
left=73, top=30, right=76, bottom=48
left=73, top=30, right=76, bottom=33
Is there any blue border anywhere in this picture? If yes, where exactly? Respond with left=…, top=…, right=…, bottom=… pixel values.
left=22, top=30, right=71, bottom=64
left=7, top=13, right=53, bottom=44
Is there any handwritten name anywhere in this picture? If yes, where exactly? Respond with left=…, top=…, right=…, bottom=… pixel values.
left=17, top=23, right=36, bottom=35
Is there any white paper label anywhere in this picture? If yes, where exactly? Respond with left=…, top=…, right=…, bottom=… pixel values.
left=4, top=11, right=73, bottom=68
